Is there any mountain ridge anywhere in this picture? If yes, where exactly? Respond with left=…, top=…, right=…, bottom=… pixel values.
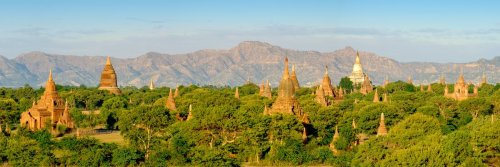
left=0, top=41, right=498, bottom=87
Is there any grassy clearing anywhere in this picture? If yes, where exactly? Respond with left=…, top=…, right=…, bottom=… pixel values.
left=88, top=131, right=127, bottom=146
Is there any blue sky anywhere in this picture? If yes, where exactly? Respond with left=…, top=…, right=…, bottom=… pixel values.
left=0, top=0, right=499, bottom=62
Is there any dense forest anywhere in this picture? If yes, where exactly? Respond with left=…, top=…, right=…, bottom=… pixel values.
left=0, top=80, right=499, bottom=166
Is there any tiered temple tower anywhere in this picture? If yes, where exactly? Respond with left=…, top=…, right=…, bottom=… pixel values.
left=261, top=80, right=272, bottom=99
left=329, top=126, right=340, bottom=155
left=444, top=72, right=478, bottom=101
left=266, top=57, right=303, bottom=116
left=315, top=85, right=328, bottom=106
left=359, top=75, right=373, bottom=95
left=20, top=70, right=74, bottom=131
left=321, top=66, right=340, bottom=99
left=166, top=88, right=177, bottom=110
left=377, top=113, right=388, bottom=136
left=349, top=51, right=366, bottom=85
left=98, top=56, right=121, bottom=95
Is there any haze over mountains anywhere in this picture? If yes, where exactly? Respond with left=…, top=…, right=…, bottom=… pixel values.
left=0, top=41, right=498, bottom=88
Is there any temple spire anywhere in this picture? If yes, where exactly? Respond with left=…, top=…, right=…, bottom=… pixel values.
left=187, top=104, right=193, bottom=120
left=106, top=56, right=111, bottom=65
left=329, top=125, right=340, bottom=154
left=283, top=56, right=290, bottom=79
left=235, top=87, right=240, bottom=99
left=166, top=88, right=176, bottom=111
left=291, top=64, right=300, bottom=90
left=377, top=113, right=388, bottom=136
left=373, top=89, right=380, bottom=103
left=48, top=69, right=53, bottom=81
left=149, top=79, right=155, bottom=90
left=355, top=51, right=361, bottom=64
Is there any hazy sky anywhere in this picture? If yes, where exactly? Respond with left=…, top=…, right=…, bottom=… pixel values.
left=1, top=0, right=499, bottom=62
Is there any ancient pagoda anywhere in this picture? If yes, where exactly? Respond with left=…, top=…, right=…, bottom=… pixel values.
left=98, top=56, right=121, bottom=95
left=315, top=85, right=328, bottom=106
left=20, top=69, right=74, bottom=132
left=444, top=72, right=478, bottom=101
left=235, top=87, right=240, bottom=100
left=373, top=89, right=380, bottom=103
left=377, top=113, right=388, bottom=136
left=174, top=86, right=180, bottom=97
left=329, top=126, right=340, bottom=155
left=359, top=75, right=373, bottom=95
left=149, top=79, right=155, bottom=90
left=266, top=57, right=303, bottom=116
left=261, top=80, right=272, bottom=99
left=349, top=51, right=366, bottom=85
left=321, top=66, right=339, bottom=98
left=166, top=88, right=177, bottom=111
left=291, top=65, right=300, bottom=90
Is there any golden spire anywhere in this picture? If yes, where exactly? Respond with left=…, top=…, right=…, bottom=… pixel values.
left=355, top=51, right=361, bottom=64
left=48, top=68, right=53, bottom=81
left=373, top=89, right=380, bottom=103
left=352, top=119, right=357, bottom=129
left=187, top=104, right=193, bottom=120
left=325, top=65, right=329, bottom=75
left=283, top=56, right=290, bottom=79
left=235, top=87, right=240, bottom=99
left=383, top=93, right=388, bottom=102
left=168, top=88, right=173, bottom=98
left=174, top=85, right=180, bottom=97
left=149, top=79, right=155, bottom=90
left=302, top=127, right=308, bottom=143
left=166, top=88, right=176, bottom=110
left=329, top=125, right=340, bottom=154
left=427, top=84, right=432, bottom=92
left=106, top=56, right=111, bottom=65
left=377, top=113, right=388, bottom=136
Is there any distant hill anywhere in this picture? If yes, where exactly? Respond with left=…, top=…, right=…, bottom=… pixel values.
left=0, top=41, right=498, bottom=87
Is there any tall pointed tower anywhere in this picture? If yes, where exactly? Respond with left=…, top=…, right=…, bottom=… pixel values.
left=315, top=85, right=328, bottom=106
left=98, top=56, right=121, bottom=95
left=321, top=66, right=337, bottom=97
left=329, top=126, right=340, bottom=155
left=235, top=87, right=240, bottom=100
left=377, top=113, right=388, bottom=136
left=165, top=88, right=177, bottom=111
left=262, top=80, right=272, bottom=99
left=290, top=65, right=300, bottom=90
left=149, top=79, right=155, bottom=90
left=267, top=57, right=303, bottom=116
left=174, top=86, right=180, bottom=97
left=359, top=75, right=373, bottom=95
left=373, top=89, right=380, bottom=103
left=349, top=51, right=366, bottom=85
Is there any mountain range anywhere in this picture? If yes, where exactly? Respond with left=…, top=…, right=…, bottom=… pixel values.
left=0, top=41, right=498, bottom=88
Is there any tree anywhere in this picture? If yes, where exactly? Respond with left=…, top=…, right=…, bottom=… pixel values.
left=118, top=105, right=173, bottom=160
left=339, top=77, right=354, bottom=93
left=458, top=98, right=493, bottom=120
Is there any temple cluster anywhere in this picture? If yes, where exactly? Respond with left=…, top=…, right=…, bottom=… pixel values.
left=18, top=53, right=490, bottom=141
